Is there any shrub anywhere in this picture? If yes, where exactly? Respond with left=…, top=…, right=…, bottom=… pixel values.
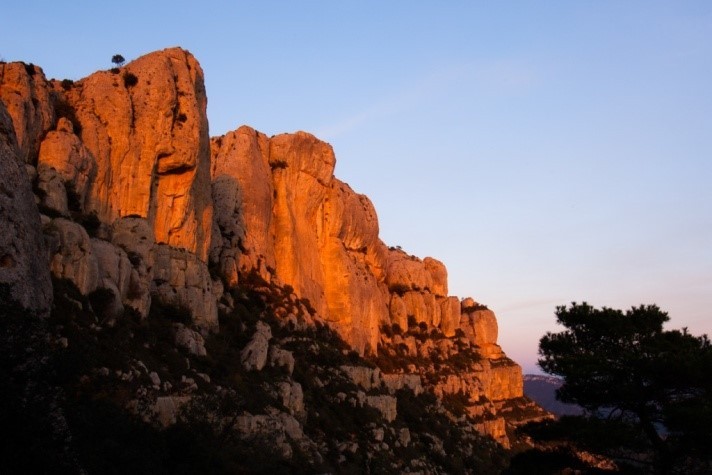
left=23, top=62, right=36, bottom=76
left=441, top=391, right=470, bottom=418
left=149, top=299, right=193, bottom=325
left=126, top=251, right=142, bottom=267
left=88, top=287, right=116, bottom=318
left=462, top=304, right=488, bottom=314
left=65, top=182, right=82, bottom=213
left=61, top=79, right=74, bottom=90
left=123, top=72, right=138, bottom=88
left=269, top=160, right=288, bottom=170
left=53, top=96, right=82, bottom=135
left=78, top=212, right=102, bottom=238
left=388, top=283, right=410, bottom=296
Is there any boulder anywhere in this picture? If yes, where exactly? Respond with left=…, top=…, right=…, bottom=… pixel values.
left=365, top=394, right=397, bottom=422
left=37, top=117, right=96, bottom=212
left=46, top=218, right=99, bottom=295
left=269, top=347, right=295, bottom=376
left=153, top=396, right=190, bottom=426
left=385, top=248, right=433, bottom=293
left=241, top=321, right=272, bottom=371
left=277, top=381, right=305, bottom=417
left=423, top=257, right=447, bottom=296
left=91, top=238, right=132, bottom=299
left=174, top=323, right=207, bottom=356
left=36, top=166, right=69, bottom=216
left=151, top=244, right=218, bottom=331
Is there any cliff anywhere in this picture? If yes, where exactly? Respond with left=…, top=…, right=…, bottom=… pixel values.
left=0, top=48, right=549, bottom=471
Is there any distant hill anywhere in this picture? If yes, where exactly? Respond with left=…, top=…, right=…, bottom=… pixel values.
left=524, top=375, right=583, bottom=417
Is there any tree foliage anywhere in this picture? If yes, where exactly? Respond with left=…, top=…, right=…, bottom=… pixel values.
left=111, top=54, right=125, bottom=67
left=535, top=302, right=712, bottom=473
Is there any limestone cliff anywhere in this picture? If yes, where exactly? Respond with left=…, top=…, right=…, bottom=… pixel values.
left=0, top=48, right=545, bottom=453
left=62, top=48, right=213, bottom=261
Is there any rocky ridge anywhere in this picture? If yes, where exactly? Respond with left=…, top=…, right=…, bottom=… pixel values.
left=0, top=48, right=549, bottom=471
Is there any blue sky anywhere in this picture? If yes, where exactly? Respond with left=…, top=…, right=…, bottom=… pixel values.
left=3, top=1, right=711, bottom=373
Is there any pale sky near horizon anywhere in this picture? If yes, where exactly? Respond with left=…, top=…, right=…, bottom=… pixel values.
left=3, top=1, right=711, bottom=373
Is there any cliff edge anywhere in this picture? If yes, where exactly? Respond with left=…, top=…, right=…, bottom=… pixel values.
left=0, top=48, right=548, bottom=464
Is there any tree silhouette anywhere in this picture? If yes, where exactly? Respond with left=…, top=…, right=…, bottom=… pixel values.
left=531, top=302, right=712, bottom=474
left=111, top=54, right=125, bottom=68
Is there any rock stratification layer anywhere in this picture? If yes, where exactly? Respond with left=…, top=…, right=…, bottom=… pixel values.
left=0, top=48, right=539, bottom=447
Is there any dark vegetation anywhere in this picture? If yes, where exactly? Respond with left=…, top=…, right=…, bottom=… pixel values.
left=0, top=271, right=510, bottom=474
left=461, top=303, right=489, bottom=313
left=8, top=229, right=706, bottom=474
left=23, top=62, right=36, bottom=76
left=123, top=72, right=138, bottom=88
left=388, top=282, right=411, bottom=296
left=269, top=159, right=288, bottom=170
left=518, top=302, right=712, bottom=474
left=52, top=93, right=82, bottom=135
left=111, top=54, right=125, bottom=68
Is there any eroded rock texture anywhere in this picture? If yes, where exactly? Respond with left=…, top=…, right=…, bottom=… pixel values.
left=1, top=48, right=535, bottom=449
left=0, top=61, right=55, bottom=164
left=0, top=101, right=52, bottom=313
left=61, top=47, right=212, bottom=261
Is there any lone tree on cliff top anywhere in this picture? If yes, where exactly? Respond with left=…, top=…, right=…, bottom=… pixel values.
left=530, top=302, right=712, bottom=474
left=111, top=54, right=125, bottom=68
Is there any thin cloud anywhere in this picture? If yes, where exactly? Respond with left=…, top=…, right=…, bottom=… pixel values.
left=315, top=58, right=539, bottom=140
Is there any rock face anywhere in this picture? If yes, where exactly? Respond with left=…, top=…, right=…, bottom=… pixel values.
left=211, top=129, right=390, bottom=354
left=46, top=218, right=99, bottom=296
left=62, top=47, right=213, bottom=261
left=241, top=321, right=273, bottom=371
left=1, top=49, right=535, bottom=450
left=0, top=61, right=55, bottom=164
left=37, top=117, right=96, bottom=214
left=210, top=126, right=274, bottom=280
left=151, top=244, right=218, bottom=330
left=0, top=101, right=52, bottom=313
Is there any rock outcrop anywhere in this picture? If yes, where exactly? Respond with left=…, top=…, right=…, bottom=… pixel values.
left=241, top=321, right=272, bottom=371
left=61, top=47, right=213, bottom=261
left=37, top=117, right=96, bottom=214
left=210, top=126, right=274, bottom=280
left=46, top=218, right=100, bottom=296
left=0, top=101, right=52, bottom=313
left=0, top=61, right=55, bottom=164
left=0, top=48, right=540, bottom=453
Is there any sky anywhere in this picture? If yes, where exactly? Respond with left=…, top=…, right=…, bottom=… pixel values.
left=2, top=1, right=711, bottom=373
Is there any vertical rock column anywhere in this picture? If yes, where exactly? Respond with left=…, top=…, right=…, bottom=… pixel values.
left=65, top=47, right=212, bottom=261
